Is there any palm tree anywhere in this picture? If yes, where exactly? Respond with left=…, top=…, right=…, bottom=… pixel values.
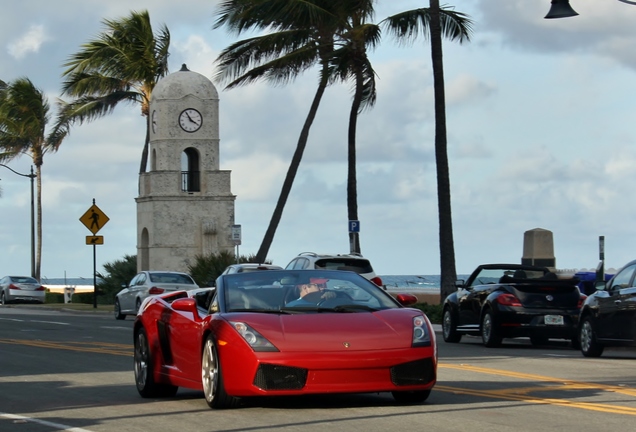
left=0, top=78, right=71, bottom=280
left=214, top=0, right=375, bottom=263
left=382, top=1, right=473, bottom=301
left=59, top=10, right=170, bottom=174
left=327, top=4, right=380, bottom=254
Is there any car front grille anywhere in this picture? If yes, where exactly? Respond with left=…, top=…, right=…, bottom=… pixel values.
left=253, top=364, right=307, bottom=390
left=390, top=358, right=436, bottom=386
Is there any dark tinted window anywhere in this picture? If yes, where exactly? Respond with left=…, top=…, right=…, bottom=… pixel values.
left=609, top=264, right=636, bottom=291
left=10, top=276, right=39, bottom=284
left=315, top=258, right=373, bottom=273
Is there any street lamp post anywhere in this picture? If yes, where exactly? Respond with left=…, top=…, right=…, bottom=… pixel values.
left=0, top=164, right=36, bottom=278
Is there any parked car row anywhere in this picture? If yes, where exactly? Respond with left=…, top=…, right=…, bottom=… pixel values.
left=441, top=261, right=636, bottom=358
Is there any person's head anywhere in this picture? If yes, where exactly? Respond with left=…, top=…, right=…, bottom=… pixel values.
left=297, top=282, right=320, bottom=298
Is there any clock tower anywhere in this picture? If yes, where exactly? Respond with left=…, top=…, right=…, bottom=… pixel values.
left=136, top=64, right=236, bottom=272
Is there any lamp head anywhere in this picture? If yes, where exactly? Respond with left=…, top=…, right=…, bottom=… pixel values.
left=545, top=0, right=579, bottom=19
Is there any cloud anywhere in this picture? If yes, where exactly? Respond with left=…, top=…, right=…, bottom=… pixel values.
left=7, top=25, right=49, bottom=59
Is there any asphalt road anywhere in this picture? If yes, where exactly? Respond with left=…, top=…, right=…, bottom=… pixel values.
left=1, top=305, right=635, bottom=432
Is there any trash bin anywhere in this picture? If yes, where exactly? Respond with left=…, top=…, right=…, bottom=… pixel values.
left=573, top=271, right=612, bottom=295
left=63, top=286, right=75, bottom=303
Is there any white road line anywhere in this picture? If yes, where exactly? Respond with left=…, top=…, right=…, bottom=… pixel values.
left=1, top=412, right=95, bottom=431
left=29, top=320, right=71, bottom=326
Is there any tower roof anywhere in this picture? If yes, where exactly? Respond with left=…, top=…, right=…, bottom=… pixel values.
left=152, top=64, right=218, bottom=101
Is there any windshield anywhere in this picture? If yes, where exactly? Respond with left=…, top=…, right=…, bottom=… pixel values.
left=10, top=276, right=39, bottom=284
left=471, top=267, right=548, bottom=286
left=149, top=273, right=195, bottom=284
left=221, top=270, right=397, bottom=313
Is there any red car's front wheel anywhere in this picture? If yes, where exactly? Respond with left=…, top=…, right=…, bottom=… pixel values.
left=202, top=336, right=237, bottom=409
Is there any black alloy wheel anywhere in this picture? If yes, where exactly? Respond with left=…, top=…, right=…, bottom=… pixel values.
left=442, top=308, right=462, bottom=343
left=579, top=316, right=604, bottom=357
left=481, top=310, right=503, bottom=347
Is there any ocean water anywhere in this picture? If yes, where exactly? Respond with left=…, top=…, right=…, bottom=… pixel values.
left=380, top=274, right=470, bottom=291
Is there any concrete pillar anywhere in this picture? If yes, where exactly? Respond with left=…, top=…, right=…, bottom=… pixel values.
left=521, top=228, right=556, bottom=269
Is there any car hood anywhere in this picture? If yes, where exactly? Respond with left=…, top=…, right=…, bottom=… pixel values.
left=227, top=309, right=420, bottom=352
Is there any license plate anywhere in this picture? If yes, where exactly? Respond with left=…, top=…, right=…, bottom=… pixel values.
left=544, top=315, right=564, bottom=325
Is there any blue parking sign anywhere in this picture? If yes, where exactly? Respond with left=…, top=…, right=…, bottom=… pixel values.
left=349, top=220, right=360, bottom=233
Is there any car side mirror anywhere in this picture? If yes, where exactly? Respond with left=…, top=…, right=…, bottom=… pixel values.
left=594, top=280, right=607, bottom=291
left=455, top=279, right=465, bottom=288
left=172, top=298, right=199, bottom=315
left=395, top=293, right=418, bottom=306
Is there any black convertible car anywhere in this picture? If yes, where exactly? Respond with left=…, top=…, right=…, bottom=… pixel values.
left=442, top=264, right=585, bottom=347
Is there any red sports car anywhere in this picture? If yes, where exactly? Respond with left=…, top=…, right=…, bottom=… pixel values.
left=133, top=269, right=437, bottom=409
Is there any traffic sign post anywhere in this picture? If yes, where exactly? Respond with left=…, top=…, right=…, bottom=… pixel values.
left=80, top=203, right=109, bottom=235
left=231, top=225, right=242, bottom=263
left=79, top=199, right=109, bottom=308
left=349, top=220, right=360, bottom=255
left=86, top=236, right=104, bottom=245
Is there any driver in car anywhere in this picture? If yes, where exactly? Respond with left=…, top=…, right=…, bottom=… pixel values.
left=286, top=278, right=334, bottom=306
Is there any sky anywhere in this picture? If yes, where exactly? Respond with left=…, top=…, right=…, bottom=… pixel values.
left=2, top=0, right=636, bottom=279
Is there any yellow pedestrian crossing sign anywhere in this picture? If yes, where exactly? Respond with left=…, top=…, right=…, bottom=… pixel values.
left=86, top=236, right=104, bottom=245
left=80, top=204, right=109, bottom=235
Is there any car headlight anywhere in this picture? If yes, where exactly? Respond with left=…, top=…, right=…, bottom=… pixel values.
left=230, top=321, right=279, bottom=352
left=412, top=315, right=432, bottom=347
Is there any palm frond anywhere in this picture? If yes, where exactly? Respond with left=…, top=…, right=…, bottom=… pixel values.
left=214, top=0, right=335, bottom=33
left=381, top=7, right=473, bottom=45
left=56, top=92, right=141, bottom=126
left=215, top=29, right=319, bottom=86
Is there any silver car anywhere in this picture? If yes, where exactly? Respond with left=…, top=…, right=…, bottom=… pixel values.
left=114, top=271, right=198, bottom=319
left=0, top=276, right=46, bottom=305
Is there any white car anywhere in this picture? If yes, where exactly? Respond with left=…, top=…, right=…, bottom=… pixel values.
left=0, top=276, right=46, bottom=305
left=206, top=263, right=283, bottom=287
left=114, top=271, right=198, bottom=319
left=285, top=252, right=383, bottom=286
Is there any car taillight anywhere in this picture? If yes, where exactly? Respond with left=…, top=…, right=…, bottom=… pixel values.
left=371, top=276, right=383, bottom=286
left=36, top=286, right=45, bottom=291
left=496, top=293, right=522, bottom=307
left=578, top=294, right=587, bottom=308
left=9, top=284, right=21, bottom=290
left=148, top=287, right=165, bottom=295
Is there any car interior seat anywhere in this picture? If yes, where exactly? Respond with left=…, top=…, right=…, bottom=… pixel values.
left=513, top=270, right=527, bottom=279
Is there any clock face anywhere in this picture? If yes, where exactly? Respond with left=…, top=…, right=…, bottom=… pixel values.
left=151, top=110, right=157, bottom=133
left=179, top=108, right=202, bottom=132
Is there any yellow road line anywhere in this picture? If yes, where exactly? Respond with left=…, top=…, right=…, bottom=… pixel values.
left=440, top=363, right=636, bottom=397
left=0, top=338, right=132, bottom=356
left=436, top=385, right=636, bottom=416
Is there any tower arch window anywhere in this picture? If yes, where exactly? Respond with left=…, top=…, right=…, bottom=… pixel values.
left=151, top=148, right=157, bottom=171
left=181, top=147, right=200, bottom=192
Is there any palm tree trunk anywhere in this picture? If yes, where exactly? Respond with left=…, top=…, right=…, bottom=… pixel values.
left=430, top=0, right=457, bottom=302
left=347, top=68, right=364, bottom=255
left=140, top=116, right=150, bottom=174
left=255, top=74, right=330, bottom=263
